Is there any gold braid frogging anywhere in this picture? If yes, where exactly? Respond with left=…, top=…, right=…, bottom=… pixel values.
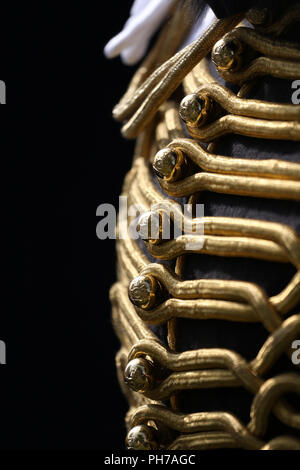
left=110, top=2, right=300, bottom=450
left=110, top=283, right=300, bottom=448
left=211, top=25, right=300, bottom=85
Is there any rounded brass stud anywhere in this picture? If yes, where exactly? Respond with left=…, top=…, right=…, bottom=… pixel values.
left=246, top=7, right=269, bottom=26
left=126, top=425, right=159, bottom=450
left=153, top=147, right=187, bottom=182
left=136, top=210, right=164, bottom=243
left=212, top=36, right=243, bottom=72
left=128, top=274, right=164, bottom=310
left=124, top=357, right=153, bottom=393
left=179, top=93, right=210, bottom=127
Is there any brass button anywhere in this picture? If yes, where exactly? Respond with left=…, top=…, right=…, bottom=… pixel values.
left=128, top=274, right=164, bottom=310
left=153, top=147, right=187, bottom=182
left=136, top=210, right=162, bottom=243
left=212, top=37, right=243, bottom=72
left=179, top=93, right=203, bottom=126
left=126, top=425, right=159, bottom=450
left=124, top=357, right=153, bottom=393
left=179, top=93, right=211, bottom=127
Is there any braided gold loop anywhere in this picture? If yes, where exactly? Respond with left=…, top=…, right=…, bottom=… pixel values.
left=216, top=56, right=300, bottom=85
left=194, top=83, right=300, bottom=121
left=225, top=27, right=300, bottom=61
left=168, top=138, right=300, bottom=180
left=186, top=115, right=300, bottom=142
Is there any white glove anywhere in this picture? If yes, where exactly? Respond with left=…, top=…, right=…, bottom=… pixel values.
left=104, top=0, right=177, bottom=65
left=103, top=0, right=216, bottom=66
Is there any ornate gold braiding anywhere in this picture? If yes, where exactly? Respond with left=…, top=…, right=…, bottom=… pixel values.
left=109, top=2, right=300, bottom=450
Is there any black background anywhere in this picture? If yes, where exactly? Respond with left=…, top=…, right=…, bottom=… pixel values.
left=1, top=2, right=139, bottom=450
